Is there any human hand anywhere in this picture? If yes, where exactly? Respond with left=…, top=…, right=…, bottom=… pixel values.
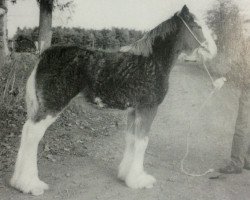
left=213, top=77, right=226, bottom=90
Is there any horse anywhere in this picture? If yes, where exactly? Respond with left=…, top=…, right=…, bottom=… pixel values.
left=10, top=5, right=217, bottom=196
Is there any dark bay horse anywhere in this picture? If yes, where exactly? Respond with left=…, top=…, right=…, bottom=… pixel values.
left=10, top=5, right=217, bottom=195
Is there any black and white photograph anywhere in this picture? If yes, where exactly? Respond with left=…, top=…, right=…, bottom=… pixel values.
left=0, top=0, right=250, bottom=199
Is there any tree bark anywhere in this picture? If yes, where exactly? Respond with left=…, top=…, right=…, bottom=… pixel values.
left=38, top=0, right=53, bottom=54
left=0, top=0, right=9, bottom=67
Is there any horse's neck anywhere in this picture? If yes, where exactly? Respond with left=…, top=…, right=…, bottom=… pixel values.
left=151, top=31, right=181, bottom=73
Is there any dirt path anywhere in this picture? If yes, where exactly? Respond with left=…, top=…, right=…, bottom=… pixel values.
left=1, top=63, right=250, bottom=200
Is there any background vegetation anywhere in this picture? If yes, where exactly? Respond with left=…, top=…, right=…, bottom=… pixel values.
left=0, top=0, right=249, bottom=178
left=12, top=26, right=144, bottom=52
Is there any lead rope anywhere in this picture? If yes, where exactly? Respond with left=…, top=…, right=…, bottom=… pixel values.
left=177, top=15, right=221, bottom=176
left=180, top=60, right=217, bottom=177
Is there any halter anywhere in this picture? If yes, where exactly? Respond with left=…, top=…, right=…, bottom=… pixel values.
left=177, top=14, right=214, bottom=83
left=177, top=15, right=208, bottom=49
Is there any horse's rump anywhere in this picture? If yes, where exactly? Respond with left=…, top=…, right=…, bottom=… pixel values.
left=30, top=46, right=87, bottom=121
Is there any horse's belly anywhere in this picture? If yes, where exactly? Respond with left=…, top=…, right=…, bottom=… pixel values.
left=90, top=84, right=161, bottom=109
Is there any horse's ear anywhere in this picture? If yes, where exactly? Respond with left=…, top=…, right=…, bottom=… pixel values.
left=181, top=5, right=189, bottom=15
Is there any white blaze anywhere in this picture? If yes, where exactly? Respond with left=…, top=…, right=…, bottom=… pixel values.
left=195, top=18, right=217, bottom=60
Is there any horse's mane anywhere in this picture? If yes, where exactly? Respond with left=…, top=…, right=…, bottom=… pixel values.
left=120, top=15, right=178, bottom=57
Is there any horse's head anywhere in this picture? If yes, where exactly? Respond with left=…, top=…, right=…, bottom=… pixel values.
left=120, top=5, right=217, bottom=60
left=176, top=5, right=217, bottom=61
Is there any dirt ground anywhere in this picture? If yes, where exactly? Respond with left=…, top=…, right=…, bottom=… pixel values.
left=1, top=63, right=250, bottom=200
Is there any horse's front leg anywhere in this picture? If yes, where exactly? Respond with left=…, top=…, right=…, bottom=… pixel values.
left=118, top=109, right=136, bottom=181
left=119, top=106, right=158, bottom=189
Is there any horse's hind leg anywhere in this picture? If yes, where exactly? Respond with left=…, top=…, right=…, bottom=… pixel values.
left=10, top=116, right=57, bottom=196
left=10, top=66, right=58, bottom=196
left=119, top=106, right=158, bottom=189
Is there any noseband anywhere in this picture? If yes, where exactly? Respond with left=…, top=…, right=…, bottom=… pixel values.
left=177, top=15, right=207, bottom=50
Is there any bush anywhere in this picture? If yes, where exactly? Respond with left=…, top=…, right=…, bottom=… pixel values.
left=0, top=52, right=37, bottom=143
left=0, top=53, right=38, bottom=109
left=13, top=26, right=144, bottom=52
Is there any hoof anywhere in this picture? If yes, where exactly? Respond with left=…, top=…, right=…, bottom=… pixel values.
left=10, top=176, right=49, bottom=196
left=126, top=172, right=156, bottom=189
left=118, top=170, right=126, bottom=181
left=118, top=164, right=130, bottom=181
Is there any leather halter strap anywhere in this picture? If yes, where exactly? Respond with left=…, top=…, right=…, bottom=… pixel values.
left=177, top=15, right=206, bottom=49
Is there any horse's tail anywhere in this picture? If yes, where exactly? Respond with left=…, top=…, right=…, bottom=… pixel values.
left=25, top=64, right=39, bottom=120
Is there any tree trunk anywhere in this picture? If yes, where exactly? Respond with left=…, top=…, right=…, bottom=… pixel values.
left=38, top=0, right=53, bottom=54
left=0, top=0, right=9, bottom=67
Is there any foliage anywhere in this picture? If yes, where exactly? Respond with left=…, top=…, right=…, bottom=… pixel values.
left=206, top=0, right=244, bottom=57
left=53, top=0, right=74, bottom=11
left=0, top=53, right=38, bottom=108
left=11, top=0, right=74, bottom=11
left=12, top=27, right=144, bottom=52
left=205, top=0, right=250, bottom=86
left=36, top=0, right=74, bottom=11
